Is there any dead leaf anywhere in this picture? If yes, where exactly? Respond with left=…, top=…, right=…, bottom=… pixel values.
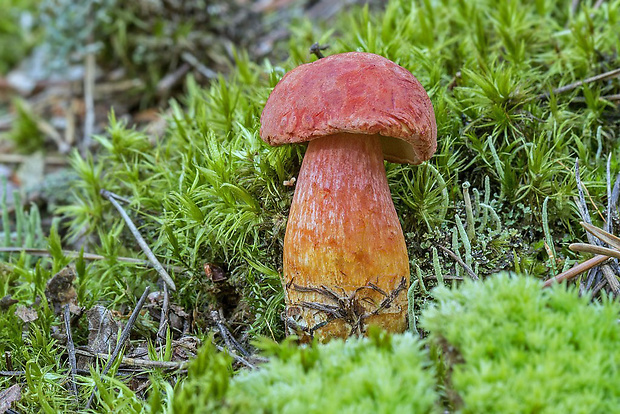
left=0, top=296, right=18, bottom=311
left=88, top=306, right=120, bottom=352
left=147, top=290, right=163, bottom=304
left=0, top=384, right=21, bottom=413
left=14, top=305, right=37, bottom=323
left=45, top=264, right=78, bottom=315
left=86, top=305, right=120, bottom=353
left=171, top=336, right=200, bottom=360
left=204, top=263, right=227, bottom=282
left=78, top=305, right=121, bottom=369
left=169, top=303, right=190, bottom=333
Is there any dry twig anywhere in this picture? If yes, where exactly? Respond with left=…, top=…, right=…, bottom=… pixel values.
left=85, top=286, right=150, bottom=410
left=181, top=52, right=217, bottom=79
left=64, top=304, right=78, bottom=401
left=75, top=348, right=187, bottom=371
left=82, top=51, right=96, bottom=154
left=436, top=245, right=479, bottom=281
left=100, top=190, right=176, bottom=291
left=537, top=67, right=620, bottom=100
left=0, top=247, right=184, bottom=273
left=156, top=283, right=170, bottom=346
left=212, top=342, right=258, bottom=370
left=543, top=255, right=609, bottom=288
left=211, top=310, right=251, bottom=360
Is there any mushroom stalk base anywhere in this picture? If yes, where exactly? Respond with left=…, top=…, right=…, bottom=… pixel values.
left=283, top=133, right=410, bottom=341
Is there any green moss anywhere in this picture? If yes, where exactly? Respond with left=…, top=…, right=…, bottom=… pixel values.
left=168, top=275, right=620, bottom=413
left=0, top=0, right=38, bottom=74
left=422, top=274, right=620, bottom=413
left=2, top=99, right=45, bottom=153
left=3, top=0, right=620, bottom=409
left=171, top=328, right=437, bottom=414
left=59, top=0, right=620, bottom=340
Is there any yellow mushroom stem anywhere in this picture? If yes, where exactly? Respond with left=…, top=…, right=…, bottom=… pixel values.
left=283, top=132, right=410, bottom=340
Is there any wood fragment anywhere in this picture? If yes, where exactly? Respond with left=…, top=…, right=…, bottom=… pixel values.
left=0, top=153, right=68, bottom=166
left=212, top=342, right=258, bottom=370
left=82, top=51, right=96, bottom=155
left=74, top=348, right=187, bottom=370
left=211, top=310, right=252, bottom=360
left=0, top=247, right=184, bottom=273
left=181, top=52, right=217, bottom=79
left=156, top=63, right=191, bottom=94
left=156, top=283, right=170, bottom=346
left=0, top=371, right=25, bottom=377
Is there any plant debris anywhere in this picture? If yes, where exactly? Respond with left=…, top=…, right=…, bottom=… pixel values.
left=81, top=305, right=121, bottom=365
left=13, top=305, right=37, bottom=323
left=45, top=264, right=79, bottom=314
left=0, top=384, right=21, bottom=414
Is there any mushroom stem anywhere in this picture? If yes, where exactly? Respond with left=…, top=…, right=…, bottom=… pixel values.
left=283, top=133, right=410, bottom=340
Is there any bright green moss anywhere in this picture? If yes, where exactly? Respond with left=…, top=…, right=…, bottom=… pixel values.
left=172, top=329, right=438, bottom=414
left=422, top=274, right=620, bottom=413
left=3, top=0, right=620, bottom=409
left=59, top=0, right=620, bottom=341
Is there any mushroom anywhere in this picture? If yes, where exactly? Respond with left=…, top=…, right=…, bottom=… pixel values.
left=260, top=52, right=437, bottom=340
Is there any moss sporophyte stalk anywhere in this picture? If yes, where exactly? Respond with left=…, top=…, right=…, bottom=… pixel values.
left=260, top=52, right=437, bottom=340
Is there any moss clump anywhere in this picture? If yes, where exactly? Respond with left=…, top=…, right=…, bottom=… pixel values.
left=59, top=0, right=620, bottom=341
left=422, top=274, right=620, bottom=413
left=172, top=328, right=437, bottom=413
left=0, top=0, right=38, bottom=74
left=169, top=275, right=620, bottom=413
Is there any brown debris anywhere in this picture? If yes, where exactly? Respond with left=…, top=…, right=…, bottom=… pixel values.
left=79, top=305, right=121, bottom=370
left=168, top=303, right=189, bottom=334
left=0, top=296, right=18, bottom=311
left=0, top=384, right=21, bottom=414
left=14, top=305, right=37, bottom=323
left=44, top=264, right=80, bottom=315
left=147, top=290, right=190, bottom=336
left=204, top=263, right=227, bottom=282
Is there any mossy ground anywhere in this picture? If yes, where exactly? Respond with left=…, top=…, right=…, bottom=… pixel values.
left=1, top=0, right=620, bottom=412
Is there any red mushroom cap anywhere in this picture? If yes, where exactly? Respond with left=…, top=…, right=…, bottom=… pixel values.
left=260, top=52, right=437, bottom=164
